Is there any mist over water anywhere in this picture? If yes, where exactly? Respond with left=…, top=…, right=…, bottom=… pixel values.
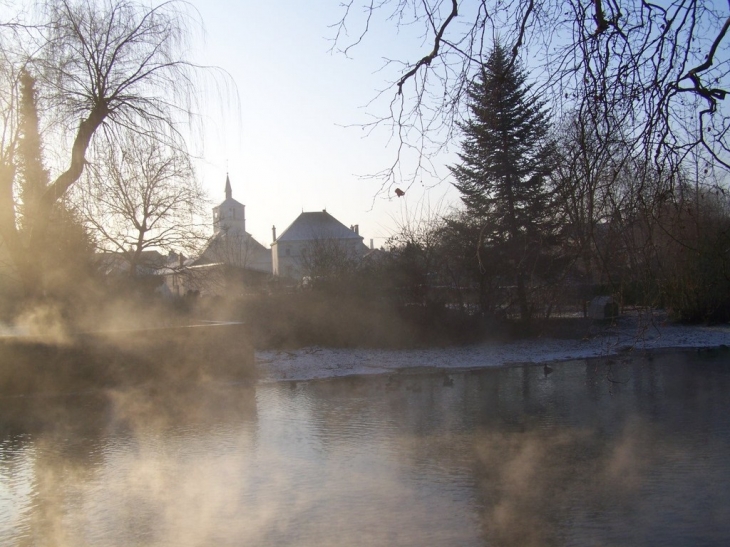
left=1, top=351, right=729, bottom=546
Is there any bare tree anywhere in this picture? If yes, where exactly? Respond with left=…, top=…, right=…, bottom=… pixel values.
left=549, top=107, right=730, bottom=323
left=551, top=115, right=633, bottom=285
left=182, top=229, right=272, bottom=295
left=384, top=199, right=448, bottom=304
left=203, top=230, right=264, bottom=270
left=333, top=0, right=730, bottom=192
left=79, top=132, right=206, bottom=277
left=0, top=0, right=206, bottom=296
left=654, top=182, right=730, bottom=322
left=299, top=236, right=362, bottom=288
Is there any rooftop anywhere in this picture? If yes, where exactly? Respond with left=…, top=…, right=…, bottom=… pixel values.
left=275, top=211, right=362, bottom=243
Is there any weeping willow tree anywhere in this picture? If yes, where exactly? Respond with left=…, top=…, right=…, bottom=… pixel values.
left=0, top=0, right=207, bottom=300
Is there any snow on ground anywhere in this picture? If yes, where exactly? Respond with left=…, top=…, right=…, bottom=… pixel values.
left=256, top=314, right=730, bottom=382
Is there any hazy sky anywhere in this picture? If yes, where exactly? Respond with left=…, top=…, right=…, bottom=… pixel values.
left=187, top=0, right=461, bottom=247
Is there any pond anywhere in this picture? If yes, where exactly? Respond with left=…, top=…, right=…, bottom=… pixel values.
left=1, top=349, right=729, bottom=546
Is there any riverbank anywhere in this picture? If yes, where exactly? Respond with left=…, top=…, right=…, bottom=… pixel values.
left=256, top=312, right=730, bottom=382
left=0, top=322, right=256, bottom=395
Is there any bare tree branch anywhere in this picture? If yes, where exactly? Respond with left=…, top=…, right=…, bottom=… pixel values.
left=334, top=0, right=730, bottom=192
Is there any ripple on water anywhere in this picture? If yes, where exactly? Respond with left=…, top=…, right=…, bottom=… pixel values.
left=0, top=351, right=729, bottom=546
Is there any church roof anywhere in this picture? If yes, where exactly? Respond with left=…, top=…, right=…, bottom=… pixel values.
left=215, top=196, right=244, bottom=209
left=192, top=230, right=268, bottom=267
left=275, top=211, right=362, bottom=243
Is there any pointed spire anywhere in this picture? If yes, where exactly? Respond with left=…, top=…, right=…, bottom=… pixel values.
left=225, top=173, right=232, bottom=200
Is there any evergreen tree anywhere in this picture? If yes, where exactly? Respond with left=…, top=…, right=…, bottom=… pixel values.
left=16, top=70, right=95, bottom=301
left=17, top=70, right=50, bottom=237
left=450, top=42, right=555, bottom=321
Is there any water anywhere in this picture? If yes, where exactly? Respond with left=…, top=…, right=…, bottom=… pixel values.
left=1, top=350, right=729, bottom=546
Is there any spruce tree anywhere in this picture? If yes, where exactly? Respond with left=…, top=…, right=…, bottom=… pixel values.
left=450, top=42, right=554, bottom=321
left=17, top=70, right=50, bottom=237
left=16, top=70, right=94, bottom=300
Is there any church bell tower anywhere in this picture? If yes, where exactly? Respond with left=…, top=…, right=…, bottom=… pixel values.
left=213, top=174, right=246, bottom=234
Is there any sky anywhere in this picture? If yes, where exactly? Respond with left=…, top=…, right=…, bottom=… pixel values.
left=186, top=0, right=461, bottom=248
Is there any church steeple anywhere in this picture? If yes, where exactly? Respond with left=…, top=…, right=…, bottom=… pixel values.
left=225, top=173, right=232, bottom=200
left=213, top=174, right=246, bottom=235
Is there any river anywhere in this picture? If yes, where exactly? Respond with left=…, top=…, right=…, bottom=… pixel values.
left=1, top=349, right=729, bottom=546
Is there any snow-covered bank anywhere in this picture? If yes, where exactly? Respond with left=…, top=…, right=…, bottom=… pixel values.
left=256, top=315, right=730, bottom=382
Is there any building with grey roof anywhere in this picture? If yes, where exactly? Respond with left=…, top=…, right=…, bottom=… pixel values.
left=272, top=210, right=367, bottom=279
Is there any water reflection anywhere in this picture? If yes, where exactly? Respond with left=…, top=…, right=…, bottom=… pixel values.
left=1, top=350, right=729, bottom=546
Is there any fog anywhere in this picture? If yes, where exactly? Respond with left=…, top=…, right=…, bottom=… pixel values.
left=1, top=353, right=729, bottom=546
left=1, top=0, right=729, bottom=542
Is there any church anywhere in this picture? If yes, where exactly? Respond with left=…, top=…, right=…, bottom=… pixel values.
left=164, top=175, right=367, bottom=297
left=193, top=175, right=272, bottom=274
